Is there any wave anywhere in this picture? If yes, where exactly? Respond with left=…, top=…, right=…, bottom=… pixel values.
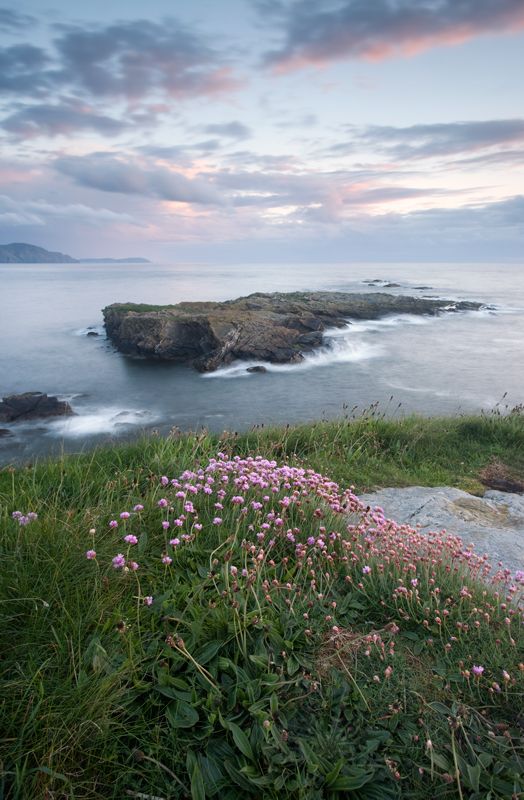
left=45, top=407, right=158, bottom=438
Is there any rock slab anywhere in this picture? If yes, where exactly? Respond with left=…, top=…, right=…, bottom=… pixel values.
left=0, top=392, right=74, bottom=422
left=357, top=486, right=524, bottom=575
left=103, top=291, right=481, bottom=372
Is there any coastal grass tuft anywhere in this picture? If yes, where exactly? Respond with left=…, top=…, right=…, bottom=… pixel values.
left=0, top=412, right=523, bottom=799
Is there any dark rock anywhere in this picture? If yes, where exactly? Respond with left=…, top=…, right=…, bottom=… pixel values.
left=0, top=428, right=12, bottom=437
left=86, top=331, right=99, bottom=337
left=103, top=291, right=482, bottom=372
left=246, top=366, right=267, bottom=373
left=0, top=392, right=75, bottom=423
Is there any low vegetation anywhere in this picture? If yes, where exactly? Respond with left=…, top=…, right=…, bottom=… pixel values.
left=1, top=411, right=523, bottom=799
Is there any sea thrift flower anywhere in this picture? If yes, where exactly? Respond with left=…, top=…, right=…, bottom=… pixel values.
left=362, top=565, right=371, bottom=574
left=144, top=596, right=153, bottom=606
left=129, top=561, right=139, bottom=571
left=161, top=476, right=169, bottom=486
left=170, top=538, right=180, bottom=547
left=133, top=504, right=144, bottom=512
left=112, top=553, right=126, bottom=569
left=161, top=520, right=170, bottom=530
left=472, top=665, right=484, bottom=677
left=124, top=534, right=138, bottom=545
left=109, top=520, right=118, bottom=529
left=86, top=549, right=97, bottom=560
left=158, top=498, right=168, bottom=508
left=213, top=517, right=222, bottom=525
left=384, top=666, right=393, bottom=679
left=120, top=511, right=130, bottom=520
left=161, top=555, right=172, bottom=565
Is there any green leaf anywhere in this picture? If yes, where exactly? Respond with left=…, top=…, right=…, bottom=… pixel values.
left=428, top=701, right=451, bottom=715
left=226, top=720, right=255, bottom=761
left=194, top=640, right=223, bottom=665
left=466, top=763, right=481, bottom=792
left=325, top=757, right=345, bottom=786
left=156, top=685, right=192, bottom=701
left=270, top=692, right=278, bottom=715
left=166, top=700, right=199, bottom=729
left=328, top=770, right=374, bottom=791
left=191, top=764, right=206, bottom=800
left=286, top=655, right=299, bottom=675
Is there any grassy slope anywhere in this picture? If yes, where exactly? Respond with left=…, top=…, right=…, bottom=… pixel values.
left=0, top=413, right=523, bottom=799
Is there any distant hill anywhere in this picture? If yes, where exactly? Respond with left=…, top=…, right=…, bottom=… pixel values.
left=0, top=243, right=77, bottom=263
left=80, top=257, right=150, bottom=264
left=0, top=243, right=150, bottom=264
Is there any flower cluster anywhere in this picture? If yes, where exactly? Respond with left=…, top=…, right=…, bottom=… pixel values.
left=11, top=510, right=38, bottom=526
left=86, top=454, right=523, bottom=690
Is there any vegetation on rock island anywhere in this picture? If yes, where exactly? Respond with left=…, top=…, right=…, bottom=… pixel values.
left=1, top=411, right=523, bottom=799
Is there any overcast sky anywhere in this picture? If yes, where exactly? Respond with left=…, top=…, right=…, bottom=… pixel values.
left=1, top=0, right=523, bottom=261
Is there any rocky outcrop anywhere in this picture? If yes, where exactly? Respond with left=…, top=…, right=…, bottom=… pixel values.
left=0, top=393, right=74, bottom=422
left=103, top=291, right=481, bottom=372
left=357, top=486, right=524, bottom=575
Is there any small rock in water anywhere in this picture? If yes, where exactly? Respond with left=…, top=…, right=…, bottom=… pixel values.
left=0, top=428, right=12, bottom=437
left=86, top=331, right=99, bottom=337
left=0, top=392, right=75, bottom=422
left=246, top=365, right=267, bottom=373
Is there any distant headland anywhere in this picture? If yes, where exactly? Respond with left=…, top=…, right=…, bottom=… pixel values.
left=0, top=242, right=150, bottom=264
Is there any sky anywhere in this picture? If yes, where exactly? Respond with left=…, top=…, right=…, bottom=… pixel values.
left=0, top=0, right=523, bottom=262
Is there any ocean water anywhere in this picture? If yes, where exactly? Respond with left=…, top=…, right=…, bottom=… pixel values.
left=0, top=261, right=522, bottom=463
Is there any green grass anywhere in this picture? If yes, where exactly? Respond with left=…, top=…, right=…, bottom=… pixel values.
left=0, top=412, right=523, bottom=799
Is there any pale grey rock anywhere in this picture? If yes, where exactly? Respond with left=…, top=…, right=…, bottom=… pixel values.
left=357, top=486, right=524, bottom=576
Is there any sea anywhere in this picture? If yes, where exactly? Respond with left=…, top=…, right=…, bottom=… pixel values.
left=0, top=261, right=522, bottom=464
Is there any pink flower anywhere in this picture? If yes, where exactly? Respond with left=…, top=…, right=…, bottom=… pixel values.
left=362, top=565, right=371, bottom=574
left=120, top=511, right=130, bottom=520
left=144, top=596, right=153, bottom=606
left=384, top=666, right=393, bottom=679
left=112, top=553, right=126, bottom=569
left=160, top=476, right=169, bottom=486
left=161, top=520, right=170, bottom=530
left=124, top=534, right=138, bottom=545
left=161, top=555, right=172, bottom=565
left=133, top=504, right=144, bottom=512
left=109, top=520, right=118, bottom=529
left=86, top=549, right=97, bottom=560
left=170, top=538, right=180, bottom=547
left=129, top=561, right=139, bottom=571
left=213, top=517, right=222, bottom=525
left=472, top=665, right=484, bottom=677
left=158, top=498, right=168, bottom=508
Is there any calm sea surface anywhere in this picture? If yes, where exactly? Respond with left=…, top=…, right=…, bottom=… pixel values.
left=0, top=261, right=522, bottom=463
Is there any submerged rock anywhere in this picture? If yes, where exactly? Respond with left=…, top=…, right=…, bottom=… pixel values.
left=0, top=392, right=74, bottom=422
left=246, top=365, right=267, bottom=374
left=102, top=291, right=481, bottom=373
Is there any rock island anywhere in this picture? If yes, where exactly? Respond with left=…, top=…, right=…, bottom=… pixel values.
left=103, top=291, right=481, bottom=372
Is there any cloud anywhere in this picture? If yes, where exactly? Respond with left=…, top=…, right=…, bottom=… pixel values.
left=55, top=153, right=224, bottom=205
left=0, top=17, right=241, bottom=123
left=51, top=18, right=240, bottom=100
left=203, top=121, right=252, bottom=139
left=0, top=194, right=138, bottom=227
left=2, top=99, right=126, bottom=139
left=263, top=0, right=524, bottom=70
left=0, top=44, right=49, bottom=93
left=0, top=7, right=35, bottom=31
left=349, top=118, right=524, bottom=160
